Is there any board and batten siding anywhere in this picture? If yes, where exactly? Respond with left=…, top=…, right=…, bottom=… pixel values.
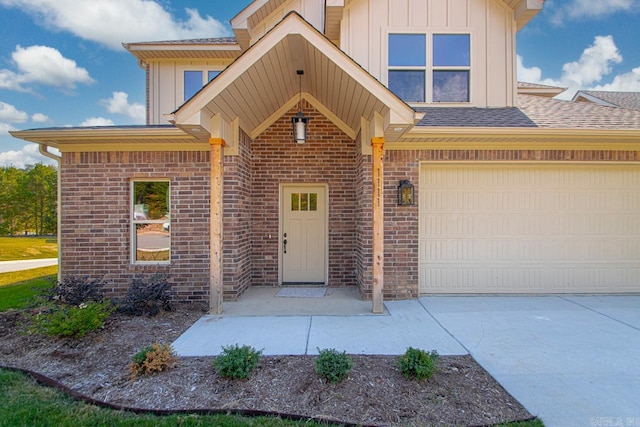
left=147, top=60, right=234, bottom=125
left=248, top=0, right=324, bottom=45
left=341, top=0, right=516, bottom=107
left=419, top=164, right=640, bottom=294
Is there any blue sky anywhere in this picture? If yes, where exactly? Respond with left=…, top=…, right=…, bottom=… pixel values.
left=0, top=0, right=639, bottom=167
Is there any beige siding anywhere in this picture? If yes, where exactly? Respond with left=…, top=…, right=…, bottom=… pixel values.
left=249, top=0, right=324, bottom=45
left=419, top=164, right=640, bottom=294
left=148, top=60, right=233, bottom=125
left=342, top=0, right=516, bottom=107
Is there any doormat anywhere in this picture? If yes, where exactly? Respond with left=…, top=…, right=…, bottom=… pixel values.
left=275, top=287, right=327, bottom=298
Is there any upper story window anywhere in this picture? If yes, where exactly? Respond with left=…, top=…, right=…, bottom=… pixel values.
left=184, top=70, right=221, bottom=101
left=388, top=33, right=470, bottom=103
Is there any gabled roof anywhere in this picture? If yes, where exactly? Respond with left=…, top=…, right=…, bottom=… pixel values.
left=573, top=90, right=640, bottom=112
left=124, top=38, right=241, bottom=61
left=518, top=94, right=640, bottom=128
left=168, top=11, right=419, bottom=141
left=517, top=81, right=567, bottom=98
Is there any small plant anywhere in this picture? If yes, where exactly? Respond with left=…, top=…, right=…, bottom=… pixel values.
left=213, top=344, right=262, bottom=379
left=128, top=342, right=178, bottom=379
left=315, top=348, right=353, bottom=383
left=117, top=273, right=175, bottom=316
left=398, top=347, right=439, bottom=380
left=29, top=301, right=114, bottom=338
left=42, top=275, right=106, bottom=306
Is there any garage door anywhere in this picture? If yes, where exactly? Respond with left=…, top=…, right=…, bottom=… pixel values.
left=419, top=164, right=640, bottom=294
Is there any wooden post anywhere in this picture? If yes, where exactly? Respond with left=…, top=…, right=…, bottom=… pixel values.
left=209, top=137, right=225, bottom=314
left=371, top=137, right=384, bottom=314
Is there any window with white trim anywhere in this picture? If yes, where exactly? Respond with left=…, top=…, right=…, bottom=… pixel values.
left=183, top=70, right=221, bottom=101
left=132, top=180, right=170, bottom=263
left=388, top=33, right=470, bottom=103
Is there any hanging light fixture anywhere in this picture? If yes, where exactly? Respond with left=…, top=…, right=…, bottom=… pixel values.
left=292, top=70, right=309, bottom=144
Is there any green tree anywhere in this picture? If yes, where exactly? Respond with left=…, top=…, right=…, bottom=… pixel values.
left=0, top=164, right=57, bottom=236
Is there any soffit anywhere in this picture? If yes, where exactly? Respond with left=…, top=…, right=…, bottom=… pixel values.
left=172, top=12, right=417, bottom=141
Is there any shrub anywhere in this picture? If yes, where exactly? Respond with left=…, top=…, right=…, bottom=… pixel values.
left=29, top=301, right=114, bottom=338
left=315, top=348, right=353, bottom=383
left=117, top=273, right=175, bottom=316
left=213, top=344, right=262, bottom=379
left=398, top=347, right=439, bottom=380
left=128, top=342, right=178, bottom=379
left=42, top=275, right=106, bottom=306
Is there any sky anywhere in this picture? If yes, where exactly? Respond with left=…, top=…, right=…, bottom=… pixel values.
left=0, top=0, right=639, bottom=167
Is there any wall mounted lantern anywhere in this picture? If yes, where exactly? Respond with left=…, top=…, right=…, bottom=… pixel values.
left=398, top=180, right=414, bottom=206
left=292, top=70, right=309, bottom=144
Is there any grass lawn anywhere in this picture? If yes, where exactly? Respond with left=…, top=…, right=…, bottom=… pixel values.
left=0, top=236, right=58, bottom=261
left=0, top=368, right=543, bottom=427
left=0, top=266, right=57, bottom=311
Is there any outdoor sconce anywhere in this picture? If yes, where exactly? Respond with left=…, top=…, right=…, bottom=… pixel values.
left=292, top=70, right=309, bottom=144
left=398, top=180, right=414, bottom=206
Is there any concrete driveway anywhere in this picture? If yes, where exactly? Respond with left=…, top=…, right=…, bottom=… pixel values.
left=421, top=296, right=640, bottom=427
left=0, top=258, right=58, bottom=273
left=174, top=294, right=640, bottom=427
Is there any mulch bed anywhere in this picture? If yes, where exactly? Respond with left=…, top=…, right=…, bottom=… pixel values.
left=0, top=304, right=534, bottom=426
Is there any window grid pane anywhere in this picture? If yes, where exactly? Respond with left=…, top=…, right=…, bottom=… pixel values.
left=389, top=70, right=426, bottom=103
left=433, top=34, right=470, bottom=67
left=389, top=34, right=426, bottom=66
left=309, top=193, right=317, bottom=211
left=184, top=71, right=203, bottom=101
left=433, top=71, right=470, bottom=102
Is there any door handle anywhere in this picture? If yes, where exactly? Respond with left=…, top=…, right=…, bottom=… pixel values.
left=283, top=233, right=287, bottom=254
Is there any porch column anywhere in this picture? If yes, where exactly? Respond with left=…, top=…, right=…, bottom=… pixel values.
left=371, top=136, right=384, bottom=314
left=209, top=137, right=225, bottom=314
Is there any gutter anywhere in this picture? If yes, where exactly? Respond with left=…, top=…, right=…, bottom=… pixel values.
left=39, top=144, right=62, bottom=283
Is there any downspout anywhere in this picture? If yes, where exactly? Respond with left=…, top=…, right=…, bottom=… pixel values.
left=38, top=144, right=62, bottom=282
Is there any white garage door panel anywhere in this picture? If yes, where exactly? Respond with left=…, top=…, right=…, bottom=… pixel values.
left=419, top=165, right=640, bottom=294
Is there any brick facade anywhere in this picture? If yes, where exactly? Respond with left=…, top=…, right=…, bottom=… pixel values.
left=250, top=101, right=357, bottom=289
left=60, top=151, right=211, bottom=301
left=57, top=130, right=640, bottom=306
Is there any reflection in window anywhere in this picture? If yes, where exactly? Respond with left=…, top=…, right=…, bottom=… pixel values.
left=291, top=193, right=318, bottom=211
left=132, top=181, right=170, bottom=263
left=184, top=70, right=222, bottom=101
left=388, top=33, right=470, bottom=103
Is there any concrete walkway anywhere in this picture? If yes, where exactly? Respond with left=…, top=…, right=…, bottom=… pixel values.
left=173, top=293, right=640, bottom=427
left=0, top=258, right=58, bottom=273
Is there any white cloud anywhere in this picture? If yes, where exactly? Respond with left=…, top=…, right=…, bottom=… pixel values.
left=549, top=0, right=639, bottom=24
left=101, top=91, right=145, bottom=123
left=31, top=113, right=51, bottom=123
left=0, top=101, right=28, bottom=124
left=590, top=67, right=640, bottom=91
left=518, top=36, right=627, bottom=98
left=0, top=143, right=56, bottom=168
left=80, top=117, right=114, bottom=126
left=0, top=45, right=94, bottom=92
left=0, top=0, right=230, bottom=50
left=560, top=36, right=622, bottom=88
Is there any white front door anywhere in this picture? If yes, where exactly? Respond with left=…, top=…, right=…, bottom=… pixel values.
left=281, top=185, right=327, bottom=284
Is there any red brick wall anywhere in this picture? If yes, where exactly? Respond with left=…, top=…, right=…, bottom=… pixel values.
left=222, top=130, right=253, bottom=299
left=251, top=101, right=357, bottom=287
left=59, top=151, right=211, bottom=301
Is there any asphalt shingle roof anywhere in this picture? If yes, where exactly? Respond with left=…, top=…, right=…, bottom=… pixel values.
left=415, top=107, right=537, bottom=127
left=128, top=37, right=238, bottom=45
left=414, top=95, right=640, bottom=129
left=577, top=91, right=640, bottom=112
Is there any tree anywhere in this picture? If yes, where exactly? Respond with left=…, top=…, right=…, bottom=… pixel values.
left=0, top=164, right=57, bottom=235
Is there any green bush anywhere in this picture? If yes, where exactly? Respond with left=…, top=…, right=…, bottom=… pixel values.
left=29, top=301, right=114, bottom=338
left=315, top=348, right=353, bottom=383
left=213, top=344, right=262, bottom=379
left=398, top=347, right=439, bottom=380
left=129, top=342, right=178, bottom=379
